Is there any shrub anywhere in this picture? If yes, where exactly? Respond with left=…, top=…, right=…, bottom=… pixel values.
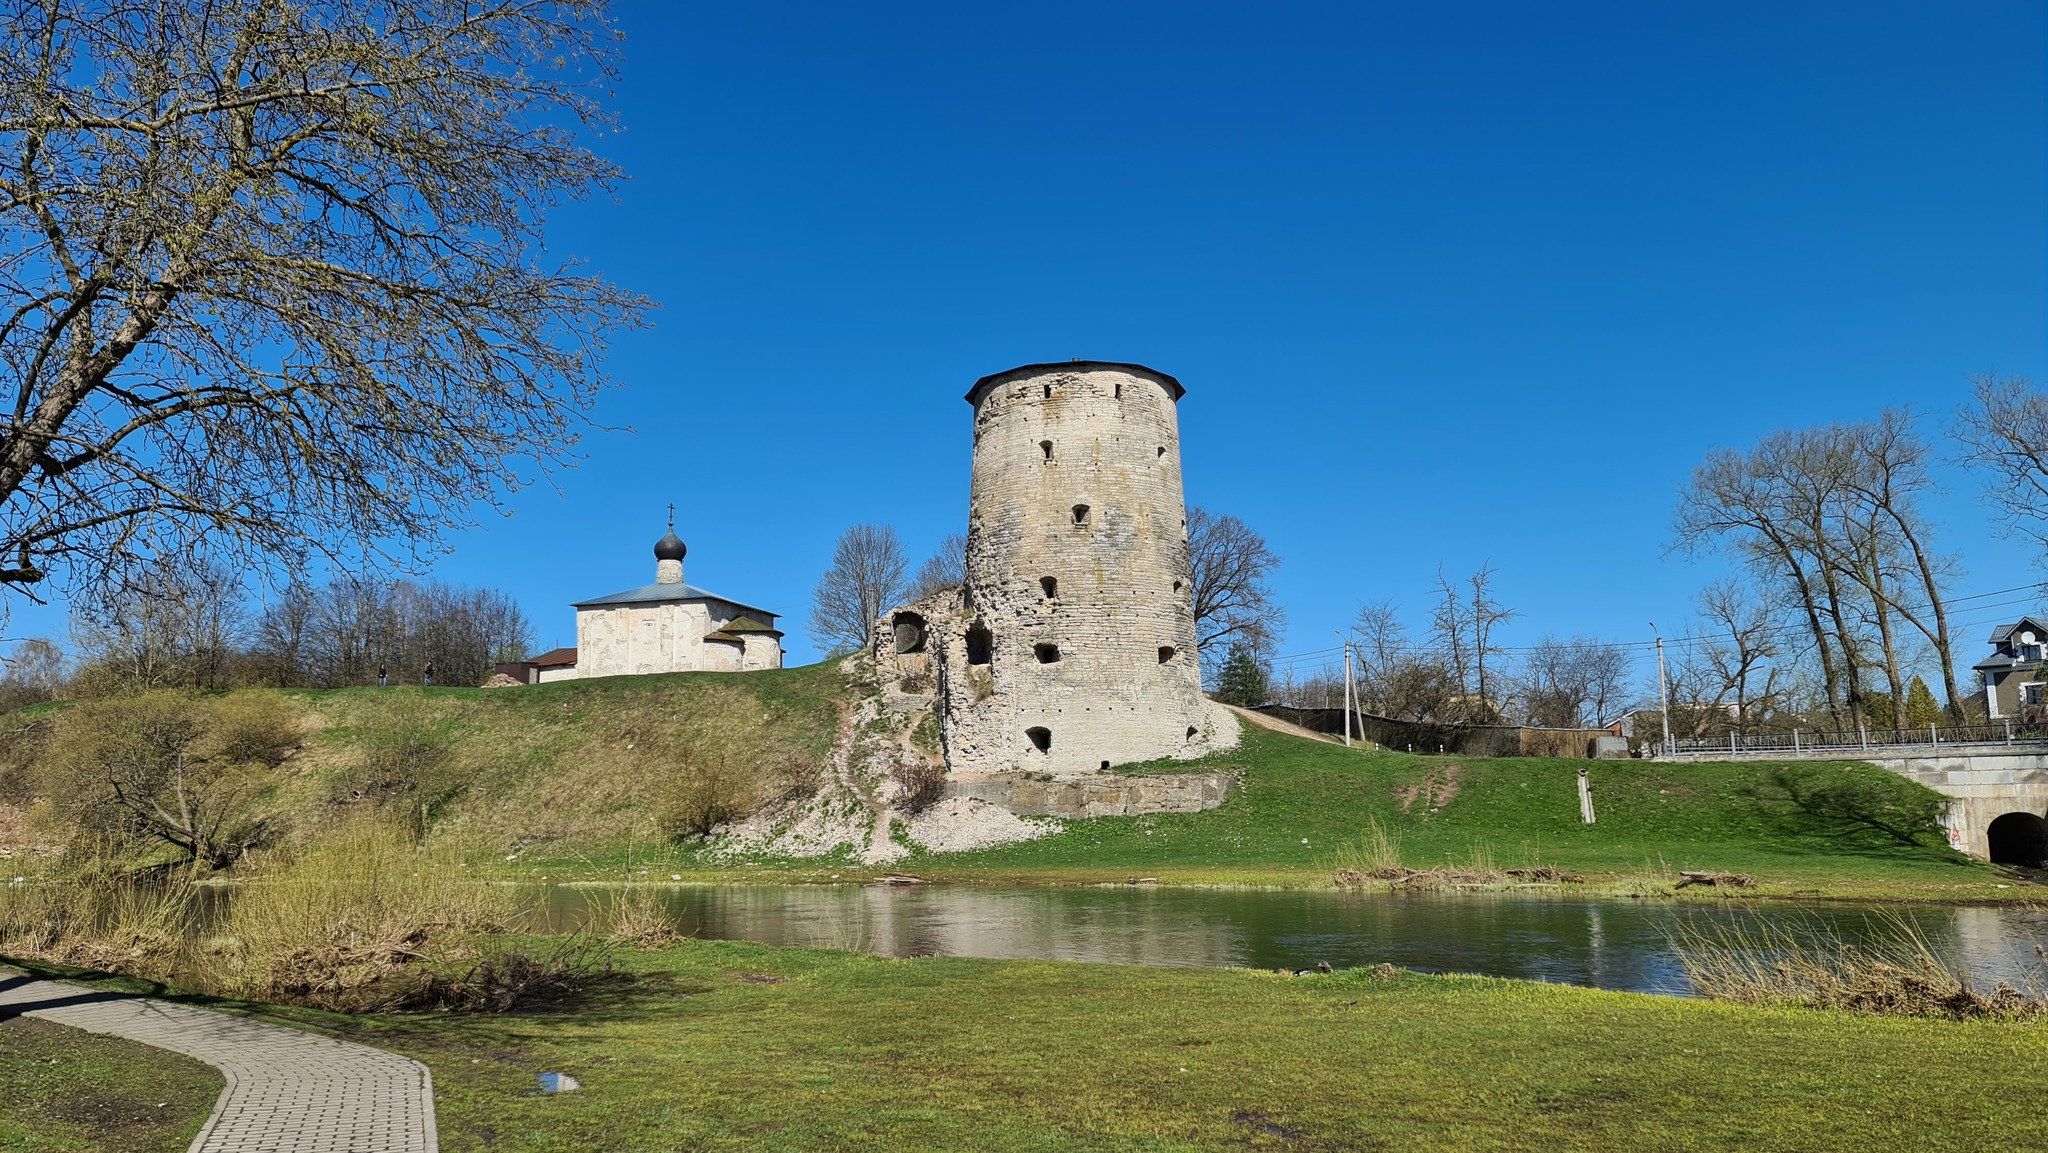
left=43, top=690, right=300, bottom=870
left=891, top=751, right=947, bottom=815
left=638, top=686, right=819, bottom=839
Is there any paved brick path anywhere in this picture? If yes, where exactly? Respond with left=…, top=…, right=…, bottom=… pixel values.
left=0, top=969, right=437, bottom=1152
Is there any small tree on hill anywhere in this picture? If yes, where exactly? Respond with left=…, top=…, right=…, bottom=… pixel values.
left=807, top=524, right=908, bottom=657
left=1213, top=643, right=1270, bottom=707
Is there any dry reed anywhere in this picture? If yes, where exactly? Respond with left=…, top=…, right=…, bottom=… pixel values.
left=1673, top=912, right=2046, bottom=1020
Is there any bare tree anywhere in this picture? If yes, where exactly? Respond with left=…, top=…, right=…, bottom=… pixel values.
left=1188, top=507, right=1285, bottom=659
left=1677, top=413, right=1963, bottom=723
left=808, top=523, right=907, bottom=657
left=1351, top=600, right=1408, bottom=712
left=908, top=533, right=966, bottom=600
left=1958, top=374, right=2048, bottom=555
left=264, top=576, right=528, bottom=688
left=1677, top=431, right=1868, bottom=726
left=0, top=0, right=647, bottom=607
left=1519, top=636, right=1633, bottom=728
left=1430, top=564, right=1514, bottom=722
left=70, top=554, right=247, bottom=691
left=0, top=634, right=62, bottom=708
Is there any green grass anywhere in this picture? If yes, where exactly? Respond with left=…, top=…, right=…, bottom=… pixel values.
left=0, top=1012, right=221, bottom=1152
left=14, top=941, right=2047, bottom=1152
left=877, top=726, right=2007, bottom=898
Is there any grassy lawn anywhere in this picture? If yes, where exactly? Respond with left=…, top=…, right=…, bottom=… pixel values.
left=0, top=1013, right=221, bottom=1153
left=15, top=941, right=2047, bottom=1152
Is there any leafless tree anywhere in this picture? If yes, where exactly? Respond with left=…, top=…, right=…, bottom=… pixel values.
left=0, top=0, right=647, bottom=611
left=1676, top=413, right=1963, bottom=724
left=246, top=575, right=528, bottom=688
left=70, top=554, right=248, bottom=691
left=1187, top=507, right=1285, bottom=660
left=0, top=634, right=62, bottom=708
left=1351, top=600, right=1408, bottom=712
left=908, top=533, right=966, bottom=600
left=1429, top=564, right=1515, bottom=722
left=1678, top=431, right=1868, bottom=726
left=1957, top=374, right=2048, bottom=556
left=808, top=523, right=908, bottom=657
left=1518, top=636, right=1633, bottom=728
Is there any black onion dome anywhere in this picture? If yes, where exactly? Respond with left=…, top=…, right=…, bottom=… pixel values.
left=654, top=528, right=687, bottom=561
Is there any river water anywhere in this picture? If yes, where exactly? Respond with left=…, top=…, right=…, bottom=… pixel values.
left=537, top=884, right=2048, bottom=996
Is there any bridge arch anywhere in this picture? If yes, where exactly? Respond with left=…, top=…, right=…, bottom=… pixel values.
left=1986, top=811, right=2048, bottom=867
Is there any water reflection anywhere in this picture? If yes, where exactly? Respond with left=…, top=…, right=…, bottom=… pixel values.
left=537, top=885, right=2048, bottom=997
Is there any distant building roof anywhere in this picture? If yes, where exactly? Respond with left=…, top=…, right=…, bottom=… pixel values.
left=1988, top=617, right=2048, bottom=646
left=965, top=361, right=1185, bottom=408
left=705, top=616, right=785, bottom=644
left=531, top=647, right=578, bottom=668
left=571, top=582, right=778, bottom=618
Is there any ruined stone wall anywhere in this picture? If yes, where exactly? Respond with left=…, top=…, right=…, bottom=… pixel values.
left=925, top=363, right=1226, bottom=776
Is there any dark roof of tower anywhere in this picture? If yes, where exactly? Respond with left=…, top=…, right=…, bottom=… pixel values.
left=965, top=361, right=1185, bottom=407
left=654, top=528, right=687, bottom=561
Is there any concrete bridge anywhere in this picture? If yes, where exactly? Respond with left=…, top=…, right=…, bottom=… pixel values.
left=1657, top=742, right=2048, bottom=864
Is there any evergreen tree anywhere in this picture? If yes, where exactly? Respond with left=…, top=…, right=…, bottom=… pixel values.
left=1902, top=676, right=1944, bottom=729
left=1214, top=643, right=1271, bottom=707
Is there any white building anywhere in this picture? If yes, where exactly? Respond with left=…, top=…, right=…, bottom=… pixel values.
left=520, top=522, right=783, bottom=681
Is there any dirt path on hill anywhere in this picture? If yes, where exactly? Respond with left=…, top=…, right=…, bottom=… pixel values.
left=1223, top=704, right=1343, bottom=744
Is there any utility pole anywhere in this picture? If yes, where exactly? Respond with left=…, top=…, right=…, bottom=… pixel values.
left=1651, top=621, right=1673, bottom=756
left=1338, top=631, right=1354, bottom=748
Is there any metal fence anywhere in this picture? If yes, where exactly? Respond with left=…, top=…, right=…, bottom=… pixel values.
left=1668, top=721, right=2048, bottom=756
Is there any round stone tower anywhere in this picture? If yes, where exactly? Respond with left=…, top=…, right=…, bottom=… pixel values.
left=938, top=361, right=1218, bottom=776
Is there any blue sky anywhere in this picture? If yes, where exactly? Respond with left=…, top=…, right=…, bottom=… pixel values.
left=18, top=1, right=2048, bottom=686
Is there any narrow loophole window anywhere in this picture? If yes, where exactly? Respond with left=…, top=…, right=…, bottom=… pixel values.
left=1040, top=576, right=1057, bottom=599
left=1027, top=726, right=1052, bottom=753
left=1157, top=446, right=1166, bottom=458
left=1040, top=440, right=1053, bottom=461
left=1172, top=579, right=1183, bottom=593
left=1043, top=384, right=1053, bottom=399
left=1115, top=382, right=1122, bottom=399
left=1034, top=643, right=1061, bottom=664
left=966, top=624, right=993, bottom=666
left=1072, top=504, right=1090, bottom=525
left=1185, top=726, right=1199, bottom=741
left=1158, top=646, right=1176, bottom=664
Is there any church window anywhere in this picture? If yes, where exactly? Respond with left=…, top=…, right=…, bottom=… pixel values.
left=1026, top=726, right=1052, bottom=753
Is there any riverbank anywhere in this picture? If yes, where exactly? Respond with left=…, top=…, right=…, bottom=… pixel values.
left=9, top=939, right=2045, bottom=1152
left=3, top=665, right=2036, bottom=905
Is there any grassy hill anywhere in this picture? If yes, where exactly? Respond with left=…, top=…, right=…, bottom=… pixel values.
left=0, top=661, right=2021, bottom=899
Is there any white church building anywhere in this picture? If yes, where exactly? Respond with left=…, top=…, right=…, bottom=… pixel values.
left=510, top=521, right=784, bottom=682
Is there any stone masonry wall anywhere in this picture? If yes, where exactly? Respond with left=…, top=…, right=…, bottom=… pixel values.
left=924, top=363, right=1227, bottom=777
